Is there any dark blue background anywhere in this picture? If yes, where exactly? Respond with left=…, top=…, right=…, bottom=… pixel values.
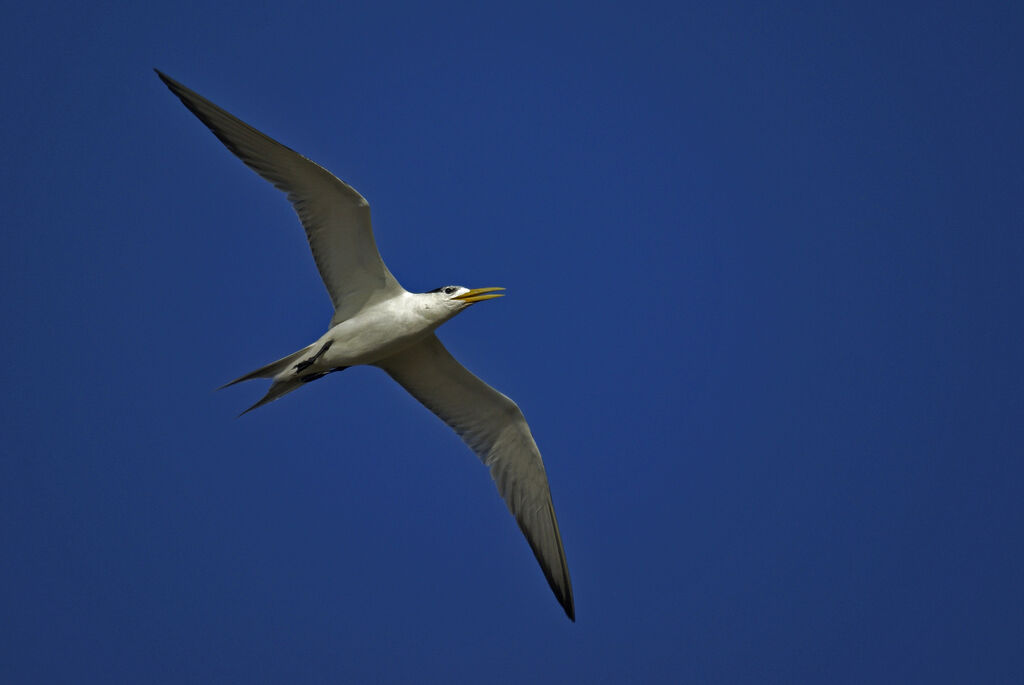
left=3, top=2, right=1022, bottom=682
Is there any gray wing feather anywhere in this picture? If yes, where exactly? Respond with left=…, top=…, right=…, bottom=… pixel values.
left=156, top=70, right=405, bottom=322
left=377, top=335, right=574, bottom=620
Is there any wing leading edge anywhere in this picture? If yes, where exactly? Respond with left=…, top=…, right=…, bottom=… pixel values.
left=156, top=70, right=405, bottom=323
left=377, top=334, right=575, bottom=620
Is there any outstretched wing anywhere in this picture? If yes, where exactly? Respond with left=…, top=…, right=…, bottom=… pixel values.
left=156, top=70, right=405, bottom=323
left=376, top=334, right=574, bottom=620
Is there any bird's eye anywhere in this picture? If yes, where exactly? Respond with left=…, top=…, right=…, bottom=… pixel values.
left=444, top=287, right=456, bottom=295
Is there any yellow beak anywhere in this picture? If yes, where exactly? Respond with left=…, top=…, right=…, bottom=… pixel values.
left=452, top=287, right=505, bottom=303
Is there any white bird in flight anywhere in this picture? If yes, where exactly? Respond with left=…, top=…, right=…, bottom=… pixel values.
left=156, top=70, right=574, bottom=620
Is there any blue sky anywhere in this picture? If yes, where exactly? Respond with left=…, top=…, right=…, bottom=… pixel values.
left=2, top=1, right=1022, bottom=682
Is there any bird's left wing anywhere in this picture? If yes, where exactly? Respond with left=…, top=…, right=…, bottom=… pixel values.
left=156, top=70, right=405, bottom=322
left=376, top=334, right=575, bottom=620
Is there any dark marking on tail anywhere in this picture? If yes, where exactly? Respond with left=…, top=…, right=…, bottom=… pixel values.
left=294, top=340, right=334, bottom=373
left=235, top=360, right=348, bottom=418
left=300, top=366, right=349, bottom=383
left=218, top=343, right=316, bottom=390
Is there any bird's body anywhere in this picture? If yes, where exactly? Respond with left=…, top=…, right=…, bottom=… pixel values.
left=330, top=296, right=413, bottom=352
left=156, top=70, right=574, bottom=620
left=233, top=286, right=503, bottom=413
left=300, top=293, right=452, bottom=371
left=314, top=288, right=503, bottom=366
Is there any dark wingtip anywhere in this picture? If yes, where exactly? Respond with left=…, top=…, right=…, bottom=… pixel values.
left=515, top=502, right=575, bottom=622
left=556, top=582, right=575, bottom=622
left=154, top=69, right=187, bottom=97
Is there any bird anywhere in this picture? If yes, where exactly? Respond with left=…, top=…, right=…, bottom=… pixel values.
left=155, top=70, right=574, bottom=620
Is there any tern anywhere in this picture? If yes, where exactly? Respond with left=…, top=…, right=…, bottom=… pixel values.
left=156, top=70, right=574, bottom=620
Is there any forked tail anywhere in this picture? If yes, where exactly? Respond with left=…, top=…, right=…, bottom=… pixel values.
left=219, top=343, right=348, bottom=416
left=218, top=344, right=316, bottom=390
left=220, top=344, right=313, bottom=416
left=237, top=377, right=305, bottom=416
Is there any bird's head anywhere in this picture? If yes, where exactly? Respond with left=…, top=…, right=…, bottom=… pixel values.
left=427, top=285, right=505, bottom=313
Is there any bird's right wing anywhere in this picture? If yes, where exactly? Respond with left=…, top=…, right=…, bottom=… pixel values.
left=156, top=70, right=405, bottom=323
left=376, top=334, right=574, bottom=620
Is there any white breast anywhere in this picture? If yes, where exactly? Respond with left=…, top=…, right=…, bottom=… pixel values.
left=321, top=293, right=444, bottom=367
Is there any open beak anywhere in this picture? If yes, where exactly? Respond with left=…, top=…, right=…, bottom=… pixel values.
left=452, top=287, right=505, bottom=304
